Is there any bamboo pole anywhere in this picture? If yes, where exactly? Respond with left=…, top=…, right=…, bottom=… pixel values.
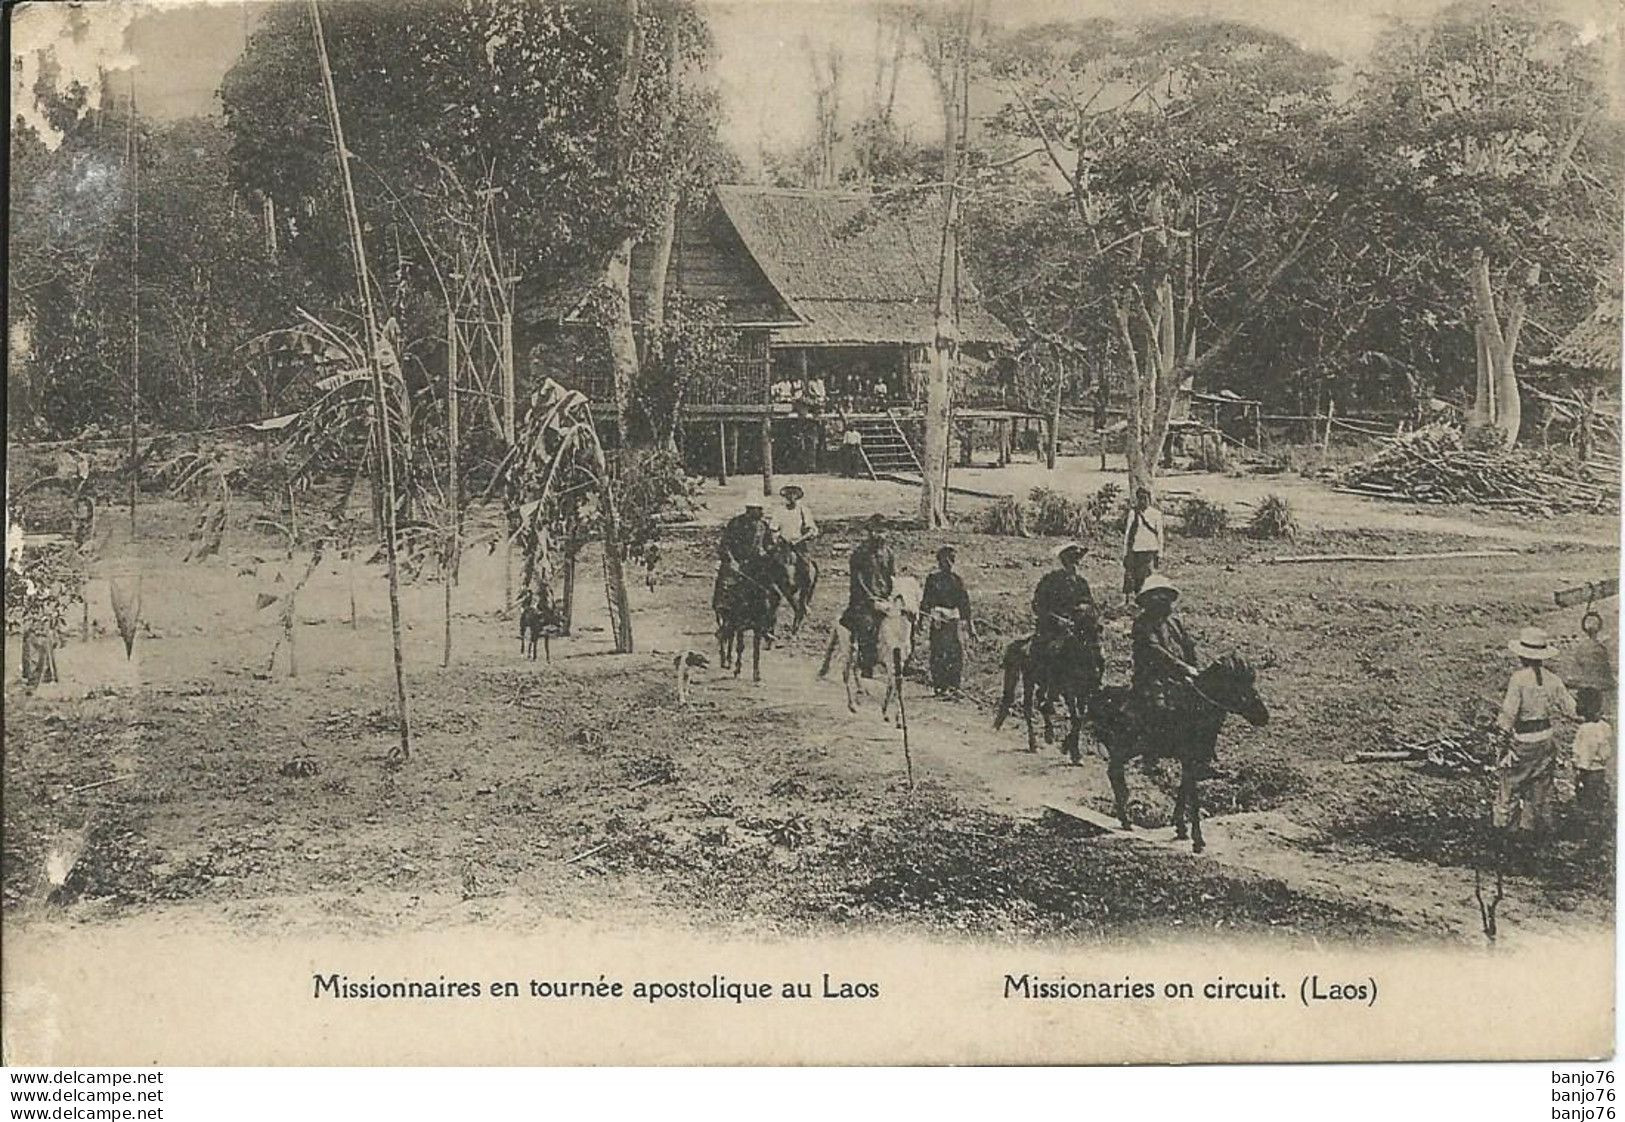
left=126, top=75, right=140, bottom=540
left=443, top=304, right=458, bottom=668
left=309, top=0, right=411, bottom=763
left=502, top=307, right=515, bottom=615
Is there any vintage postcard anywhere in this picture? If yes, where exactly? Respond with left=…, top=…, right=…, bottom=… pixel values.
left=4, top=0, right=1621, bottom=1066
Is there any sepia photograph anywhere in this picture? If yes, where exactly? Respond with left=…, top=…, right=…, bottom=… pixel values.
left=3, top=0, right=1622, bottom=1067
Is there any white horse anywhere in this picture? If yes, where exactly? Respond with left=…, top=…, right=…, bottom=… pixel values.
left=820, top=575, right=921, bottom=720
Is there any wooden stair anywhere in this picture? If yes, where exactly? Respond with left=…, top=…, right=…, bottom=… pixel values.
left=850, top=414, right=923, bottom=478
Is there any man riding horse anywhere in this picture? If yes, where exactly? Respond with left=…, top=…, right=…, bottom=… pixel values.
left=715, top=500, right=773, bottom=639
left=1030, top=542, right=1101, bottom=711
left=842, top=514, right=895, bottom=679
left=1130, top=573, right=1221, bottom=779
left=770, top=484, right=819, bottom=630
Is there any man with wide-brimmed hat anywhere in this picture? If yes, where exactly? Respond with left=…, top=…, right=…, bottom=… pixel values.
left=843, top=513, right=895, bottom=677
left=1032, top=542, right=1094, bottom=642
left=1130, top=573, right=1216, bottom=776
left=771, top=484, right=820, bottom=628
left=713, top=499, right=770, bottom=617
left=1028, top=542, right=1098, bottom=710
left=1494, top=625, right=1579, bottom=835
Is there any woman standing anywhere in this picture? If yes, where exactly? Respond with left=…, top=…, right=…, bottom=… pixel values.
left=921, top=546, right=975, bottom=697
left=1494, top=626, right=1578, bottom=837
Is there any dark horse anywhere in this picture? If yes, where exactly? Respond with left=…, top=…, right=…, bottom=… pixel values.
left=714, top=544, right=796, bottom=681
left=992, top=611, right=1105, bottom=762
left=1086, top=654, right=1270, bottom=853
left=783, top=546, right=819, bottom=635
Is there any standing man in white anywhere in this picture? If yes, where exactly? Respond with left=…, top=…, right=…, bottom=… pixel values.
left=1122, top=486, right=1164, bottom=606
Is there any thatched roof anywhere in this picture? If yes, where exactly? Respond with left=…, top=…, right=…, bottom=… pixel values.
left=1538, top=297, right=1622, bottom=374
left=714, top=185, right=1014, bottom=347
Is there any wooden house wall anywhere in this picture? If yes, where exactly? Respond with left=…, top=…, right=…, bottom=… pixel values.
left=629, top=206, right=790, bottom=326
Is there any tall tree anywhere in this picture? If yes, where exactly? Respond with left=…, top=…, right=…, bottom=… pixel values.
left=989, top=18, right=1342, bottom=493
left=1351, top=0, right=1620, bottom=447
left=220, top=0, right=720, bottom=444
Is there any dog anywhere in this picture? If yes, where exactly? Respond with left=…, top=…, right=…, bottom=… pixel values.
left=674, top=650, right=710, bottom=704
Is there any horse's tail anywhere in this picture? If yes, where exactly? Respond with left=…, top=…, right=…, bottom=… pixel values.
left=993, top=640, right=1025, bottom=729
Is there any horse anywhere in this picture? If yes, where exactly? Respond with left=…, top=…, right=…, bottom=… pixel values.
left=1086, top=654, right=1271, bottom=853
left=992, top=613, right=1104, bottom=761
left=856, top=591, right=920, bottom=721
left=714, top=547, right=796, bottom=682
left=518, top=582, right=563, bottom=662
left=820, top=577, right=920, bottom=719
left=779, top=539, right=819, bottom=635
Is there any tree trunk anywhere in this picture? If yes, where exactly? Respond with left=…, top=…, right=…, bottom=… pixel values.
left=1469, top=251, right=1523, bottom=448
left=920, top=6, right=970, bottom=530
left=604, top=0, right=645, bottom=444
left=603, top=236, right=640, bottom=442
left=640, top=24, right=681, bottom=344
left=1046, top=363, right=1063, bottom=470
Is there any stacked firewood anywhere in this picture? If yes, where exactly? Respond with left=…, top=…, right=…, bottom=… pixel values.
left=1337, top=424, right=1618, bottom=514
left=1343, top=729, right=1497, bottom=778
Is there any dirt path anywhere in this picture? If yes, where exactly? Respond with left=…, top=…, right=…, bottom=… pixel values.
left=691, top=458, right=1619, bottom=549
left=640, top=602, right=1597, bottom=944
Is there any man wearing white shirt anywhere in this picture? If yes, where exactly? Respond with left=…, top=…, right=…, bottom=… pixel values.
left=1122, top=487, right=1163, bottom=605
left=772, top=485, right=819, bottom=624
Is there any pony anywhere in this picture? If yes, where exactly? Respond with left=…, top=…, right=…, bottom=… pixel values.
left=1086, top=654, right=1271, bottom=853
left=780, top=541, right=819, bottom=635
left=992, top=611, right=1104, bottom=761
left=714, top=546, right=796, bottom=682
left=821, top=577, right=920, bottom=719
left=518, top=581, right=564, bottom=662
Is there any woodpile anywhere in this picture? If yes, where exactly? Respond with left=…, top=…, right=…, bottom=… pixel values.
left=1344, top=729, right=1496, bottom=778
left=1337, top=423, right=1618, bottom=515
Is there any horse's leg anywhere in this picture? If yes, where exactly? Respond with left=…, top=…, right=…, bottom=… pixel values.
left=1172, top=774, right=1188, bottom=841
left=1063, top=693, right=1082, bottom=765
left=1188, top=764, right=1205, bottom=853
left=1021, top=673, right=1039, bottom=753
left=752, top=631, right=762, bottom=683
left=1108, top=751, right=1132, bottom=831
left=993, top=646, right=1019, bottom=731
left=733, top=630, right=744, bottom=678
left=819, top=626, right=841, bottom=678
left=543, top=634, right=551, bottom=664
left=842, top=641, right=859, bottom=713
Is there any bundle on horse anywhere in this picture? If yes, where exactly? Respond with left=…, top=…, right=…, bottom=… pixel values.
left=992, top=607, right=1104, bottom=761
left=714, top=538, right=796, bottom=681
left=1087, top=653, right=1272, bottom=853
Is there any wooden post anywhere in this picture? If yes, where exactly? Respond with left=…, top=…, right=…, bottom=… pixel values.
left=761, top=357, right=775, bottom=497
left=1047, top=367, right=1063, bottom=470
left=309, top=0, right=410, bottom=762
left=443, top=305, right=458, bottom=668
left=717, top=420, right=728, bottom=486
left=285, top=590, right=297, bottom=678
left=1253, top=404, right=1263, bottom=451
left=561, top=551, right=577, bottom=635
left=126, top=75, right=140, bottom=540
left=728, top=422, right=741, bottom=478
left=501, top=308, right=515, bottom=616
left=1322, top=398, right=1336, bottom=453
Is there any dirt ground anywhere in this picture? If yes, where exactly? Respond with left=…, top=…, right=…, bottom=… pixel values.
left=4, top=453, right=1617, bottom=948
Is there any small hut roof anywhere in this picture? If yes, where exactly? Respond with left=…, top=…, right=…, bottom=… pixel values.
left=713, top=185, right=1014, bottom=347
left=1537, top=297, right=1622, bottom=374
